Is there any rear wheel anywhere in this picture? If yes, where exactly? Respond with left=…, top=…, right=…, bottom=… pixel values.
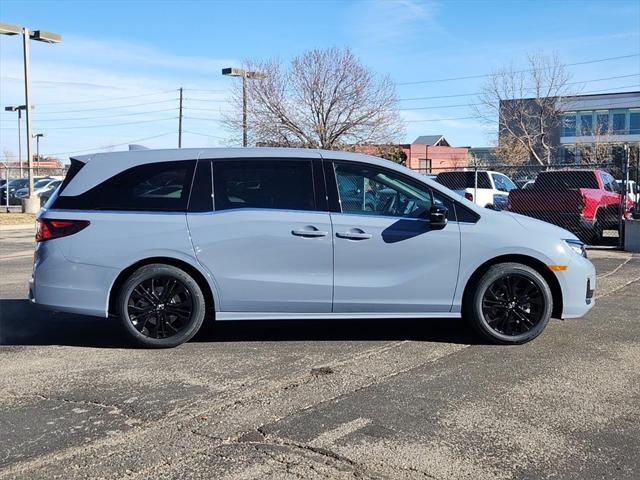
left=118, top=264, right=206, bottom=348
left=463, top=263, right=552, bottom=345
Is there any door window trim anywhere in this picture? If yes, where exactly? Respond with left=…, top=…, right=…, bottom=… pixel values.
left=204, top=157, right=327, bottom=214
left=325, top=159, right=480, bottom=223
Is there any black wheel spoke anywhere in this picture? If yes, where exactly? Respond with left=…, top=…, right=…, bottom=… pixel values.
left=127, top=275, right=194, bottom=340
left=481, top=273, right=545, bottom=337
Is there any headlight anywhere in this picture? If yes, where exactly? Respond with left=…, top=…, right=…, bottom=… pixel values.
left=564, top=239, right=587, bottom=258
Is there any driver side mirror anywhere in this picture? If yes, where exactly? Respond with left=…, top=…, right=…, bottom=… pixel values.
left=429, top=205, right=448, bottom=228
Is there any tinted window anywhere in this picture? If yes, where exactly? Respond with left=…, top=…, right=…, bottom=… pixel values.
left=188, top=160, right=213, bottom=212
left=52, top=160, right=195, bottom=211
left=436, top=171, right=492, bottom=190
left=335, top=162, right=442, bottom=219
left=533, top=171, right=599, bottom=190
left=213, top=159, right=315, bottom=211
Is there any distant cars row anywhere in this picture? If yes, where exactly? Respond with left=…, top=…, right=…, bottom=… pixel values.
left=433, top=169, right=637, bottom=244
left=1, top=177, right=62, bottom=206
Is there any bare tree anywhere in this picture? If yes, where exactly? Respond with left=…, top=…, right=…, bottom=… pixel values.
left=491, top=132, right=530, bottom=165
left=224, top=48, right=404, bottom=149
left=475, top=52, right=574, bottom=166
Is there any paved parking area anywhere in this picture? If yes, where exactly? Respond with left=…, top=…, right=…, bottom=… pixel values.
left=1, top=225, right=639, bottom=479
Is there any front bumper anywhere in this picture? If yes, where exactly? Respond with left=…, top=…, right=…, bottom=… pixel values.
left=559, top=254, right=597, bottom=319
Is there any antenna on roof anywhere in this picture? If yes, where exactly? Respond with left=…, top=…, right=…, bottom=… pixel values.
left=128, top=144, right=149, bottom=151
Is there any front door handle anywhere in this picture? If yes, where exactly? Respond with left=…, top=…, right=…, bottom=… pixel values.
left=336, top=230, right=373, bottom=240
left=291, top=226, right=328, bottom=238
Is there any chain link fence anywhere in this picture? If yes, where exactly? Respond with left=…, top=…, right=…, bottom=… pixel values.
left=414, top=160, right=639, bottom=247
left=1, top=164, right=69, bottom=210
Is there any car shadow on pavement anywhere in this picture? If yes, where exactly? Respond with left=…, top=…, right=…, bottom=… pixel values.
left=0, top=299, right=477, bottom=348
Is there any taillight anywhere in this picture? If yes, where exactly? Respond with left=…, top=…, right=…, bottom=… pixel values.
left=464, top=192, right=474, bottom=202
left=36, top=218, right=90, bottom=242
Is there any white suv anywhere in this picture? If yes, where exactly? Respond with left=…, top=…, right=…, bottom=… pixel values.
left=436, top=170, right=517, bottom=209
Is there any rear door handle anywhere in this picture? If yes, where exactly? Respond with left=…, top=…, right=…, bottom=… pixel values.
left=291, top=226, right=328, bottom=238
left=336, top=231, right=372, bottom=240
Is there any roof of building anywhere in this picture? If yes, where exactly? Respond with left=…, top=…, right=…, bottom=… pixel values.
left=412, top=135, right=450, bottom=146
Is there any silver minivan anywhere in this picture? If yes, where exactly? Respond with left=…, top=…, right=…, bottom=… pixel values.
left=31, top=148, right=596, bottom=347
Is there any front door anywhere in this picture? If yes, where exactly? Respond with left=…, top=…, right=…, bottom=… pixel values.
left=187, top=157, right=333, bottom=313
left=328, top=160, right=461, bottom=313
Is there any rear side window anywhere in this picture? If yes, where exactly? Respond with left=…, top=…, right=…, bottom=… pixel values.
left=52, top=160, right=195, bottom=212
left=213, top=159, right=316, bottom=211
left=437, top=171, right=491, bottom=189
left=533, top=171, right=599, bottom=190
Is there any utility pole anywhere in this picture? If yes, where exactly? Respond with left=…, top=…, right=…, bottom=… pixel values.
left=18, top=109, right=22, bottom=177
left=242, top=75, right=247, bottom=147
left=178, top=87, right=183, bottom=148
left=0, top=23, right=61, bottom=213
left=34, top=133, right=44, bottom=175
left=23, top=27, right=35, bottom=201
left=222, top=68, right=266, bottom=147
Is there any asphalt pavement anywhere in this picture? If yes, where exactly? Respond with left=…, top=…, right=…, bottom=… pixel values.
left=0, top=225, right=639, bottom=480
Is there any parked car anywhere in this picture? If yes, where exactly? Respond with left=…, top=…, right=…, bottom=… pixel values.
left=508, top=169, right=633, bottom=244
left=435, top=170, right=517, bottom=210
left=15, top=178, right=59, bottom=200
left=2, top=177, right=53, bottom=205
left=37, top=180, right=62, bottom=206
left=32, top=148, right=596, bottom=348
left=616, top=179, right=639, bottom=206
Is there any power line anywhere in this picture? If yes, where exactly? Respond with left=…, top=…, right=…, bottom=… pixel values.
left=396, top=53, right=640, bottom=86
left=0, top=108, right=179, bottom=123
left=47, top=132, right=176, bottom=156
left=24, top=99, right=178, bottom=115
left=183, top=130, right=227, bottom=140
left=34, top=117, right=177, bottom=131
left=398, top=75, right=640, bottom=101
left=34, top=90, right=178, bottom=106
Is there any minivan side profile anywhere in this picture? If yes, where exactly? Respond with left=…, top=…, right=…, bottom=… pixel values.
left=31, top=148, right=596, bottom=347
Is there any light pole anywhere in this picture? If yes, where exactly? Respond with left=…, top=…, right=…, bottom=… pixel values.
left=4, top=105, right=27, bottom=177
left=222, top=67, right=265, bottom=147
left=1, top=22, right=61, bottom=213
left=33, top=133, right=45, bottom=175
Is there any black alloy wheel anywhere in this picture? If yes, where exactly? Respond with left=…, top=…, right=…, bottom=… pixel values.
left=481, top=274, right=544, bottom=336
left=127, top=276, right=193, bottom=339
left=119, top=264, right=206, bottom=348
left=464, top=262, right=553, bottom=345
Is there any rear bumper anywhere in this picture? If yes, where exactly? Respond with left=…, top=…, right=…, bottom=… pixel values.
left=30, top=241, right=116, bottom=317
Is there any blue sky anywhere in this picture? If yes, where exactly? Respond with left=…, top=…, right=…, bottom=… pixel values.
left=1, top=0, right=639, bottom=161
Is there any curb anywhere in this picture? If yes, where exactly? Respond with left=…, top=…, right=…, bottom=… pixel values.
left=0, top=224, right=36, bottom=232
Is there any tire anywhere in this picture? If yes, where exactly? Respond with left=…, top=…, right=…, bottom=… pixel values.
left=463, top=263, right=553, bottom=345
left=118, top=264, right=206, bottom=348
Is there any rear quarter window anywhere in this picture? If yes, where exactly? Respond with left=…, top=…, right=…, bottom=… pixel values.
left=533, top=171, right=599, bottom=190
left=52, top=160, right=196, bottom=212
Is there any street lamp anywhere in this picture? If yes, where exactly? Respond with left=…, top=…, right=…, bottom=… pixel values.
left=222, top=67, right=265, bottom=147
left=33, top=133, right=45, bottom=175
left=0, top=22, right=61, bottom=213
left=4, top=105, right=27, bottom=177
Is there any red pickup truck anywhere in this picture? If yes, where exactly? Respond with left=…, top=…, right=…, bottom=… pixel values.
left=508, top=169, right=631, bottom=244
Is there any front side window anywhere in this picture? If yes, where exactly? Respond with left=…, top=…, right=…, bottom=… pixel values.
left=212, top=159, right=315, bottom=211
left=335, top=162, right=437, bottom=219
left=52, top=160, right=195, bottom=211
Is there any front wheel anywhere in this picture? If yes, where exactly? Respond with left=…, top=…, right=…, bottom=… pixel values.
left=118, top=264, right=206, bottom=348
left=464, top=263, right=553, bottom=345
